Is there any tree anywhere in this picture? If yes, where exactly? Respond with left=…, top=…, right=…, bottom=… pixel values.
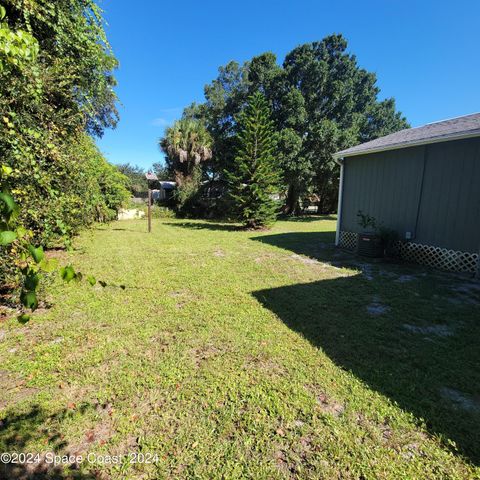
left=182, top=35, right=409, bottom=215
left=159, top=119, right=212, bottom=187
left=117, top=163, right=148, bottom=197
left=159, top=119, right=213, bottom=215
left=281, top=35, right=409, bottom=213
left=227, top=93, right=280, bottom=229
left=152, top=162, right=171, bottom=181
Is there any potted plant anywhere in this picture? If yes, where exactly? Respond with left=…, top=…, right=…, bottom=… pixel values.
left=356, top=210, right=384, bottom=258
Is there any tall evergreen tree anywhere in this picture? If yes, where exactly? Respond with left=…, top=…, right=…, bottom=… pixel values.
left=184, top=35, right=409, bottom=216
left=227, top=93, right=280, bottom=229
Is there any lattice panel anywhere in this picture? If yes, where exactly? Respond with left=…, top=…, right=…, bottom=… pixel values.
left=339, top=231, right=358, bottom=251
left=397, top=241, right=478, bottom=274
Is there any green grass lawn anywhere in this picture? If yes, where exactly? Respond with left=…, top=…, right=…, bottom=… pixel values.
left=1, top=217, right=479, bottom=479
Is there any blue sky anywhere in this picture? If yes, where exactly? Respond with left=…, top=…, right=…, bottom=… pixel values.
left=96, top=0, right=480, bottom=170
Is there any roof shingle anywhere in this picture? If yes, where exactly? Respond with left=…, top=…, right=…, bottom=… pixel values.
left=334, top=112, right=480, bottom=158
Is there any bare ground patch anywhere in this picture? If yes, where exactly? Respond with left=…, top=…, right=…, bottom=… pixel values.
left=402, top=324, right=454, bottom=337
left=448, top=282, right=480, bottom=306
left=440, top=387, right=480, bottom=412
left=244, top=353, right=286, bottom=378
left=366, top=296, right=390, bottom=316
left=0, top=370, right=39, bottom=409
left=190, top=343, right=228, bottom=369
left=305, top=385, right=345, bottom=417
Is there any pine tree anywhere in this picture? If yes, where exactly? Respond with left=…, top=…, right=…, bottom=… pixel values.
left=227, top=92, right=280, bottom=228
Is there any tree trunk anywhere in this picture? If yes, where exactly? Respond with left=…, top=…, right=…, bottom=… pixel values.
left=174, top=169, right=184, bottom=187
left=283, top=184, right=301, bottom=215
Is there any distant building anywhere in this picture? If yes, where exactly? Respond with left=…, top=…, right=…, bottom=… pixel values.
left=152, top=181, right=176, bottom=202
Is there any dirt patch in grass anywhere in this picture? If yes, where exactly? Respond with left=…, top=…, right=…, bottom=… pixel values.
left=351, top=261, right=375, bottom=281
left=403, top=324, right=454, bottom=337
left=0, top=370, right=39, bottom=409
left=366, top=296, right=390, bottom=316
left=245, top=353, right=286, bottom=378
left=68, top=401, right=115, bottom=456
left=190, top=344, right=226, bottom=368
left=305, top=385, right=344, bottom=417
left=448, top=282, right=480, bottom=306
left=290, top=253, right=321, bottom=265
left=440, top=387, right=480, bottom=412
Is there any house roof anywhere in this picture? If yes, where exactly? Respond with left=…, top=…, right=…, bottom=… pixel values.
left=334, top=112, right=480, bottom=159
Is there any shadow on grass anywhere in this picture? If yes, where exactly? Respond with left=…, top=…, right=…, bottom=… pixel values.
left=253, top=274, right=480, bottom=465
left=163, top=222, right=240, bottom=232
left=0, top=404, right=95, bottom=479
left=278, top=214, right=337, bottom=222
left=252, top=231, right=336, bottom=260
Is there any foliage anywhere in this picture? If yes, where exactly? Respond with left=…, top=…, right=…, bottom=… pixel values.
left=159, top=119, right=213, bottom=187
left=183, top=35, right=409, bottom=215
left=117, top=163, right=148, bottom=197
left=0, top=4, right=38, bottom=71
left=0, top=187, right=108, bottom=322
left=0, top=0, right=127, bottom=307
left=226, top=93, right=280, bottom=228
left=173, top=166, right=203, bottom=217
left=357, top=210, right=400, bottom=256
left=378, top=225, right=400, bottom=256
left=152, top=161, right=171, bottom=181
left=159, top=119, right=213, bottom=216
left=357, top=210, right=378, bottom=230
left=140, top=204, right=176, bottom=219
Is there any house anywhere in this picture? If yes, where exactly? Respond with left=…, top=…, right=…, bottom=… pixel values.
left=152, top=181, right=176, bottom=202
left=333, top=113, right=480, bottom=276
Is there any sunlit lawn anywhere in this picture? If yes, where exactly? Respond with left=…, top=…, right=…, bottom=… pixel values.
left=1, top=216, right=479, bottom=479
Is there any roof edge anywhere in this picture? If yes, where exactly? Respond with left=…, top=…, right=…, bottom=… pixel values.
left=333, top=130, right=480, bottom=159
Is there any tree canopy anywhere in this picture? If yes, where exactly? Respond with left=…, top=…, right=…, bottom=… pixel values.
left=183, top=34, right=409, bottom=215
left=159, top=119, right=213, bottom=187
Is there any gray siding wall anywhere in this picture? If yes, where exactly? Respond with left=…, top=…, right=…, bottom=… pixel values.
left=340, top=137, right=480, bottom=253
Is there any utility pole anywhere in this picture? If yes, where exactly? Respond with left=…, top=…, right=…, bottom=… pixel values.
left=145, top=171, right=158, bottom=233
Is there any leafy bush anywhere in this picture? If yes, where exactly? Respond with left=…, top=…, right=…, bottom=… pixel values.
left=140, top=205, right=176, bottom=219
left=0, top=1, right=128, bottom=295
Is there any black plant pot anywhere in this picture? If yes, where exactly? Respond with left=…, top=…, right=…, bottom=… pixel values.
left=357, top=232, right=384, bottom=258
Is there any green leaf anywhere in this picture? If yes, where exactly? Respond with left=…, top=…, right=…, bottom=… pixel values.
left=18, top=313, right=31, bottom=324
left=15, top=226, right=28, bottom=238
left=24, top=272, right=40, bottom=291
left=0, top=192, right=15, bottom=214
left=0, top=230, right=17, bottom=245
left=1, top=165, right=12, bottom=176
left=0, top=6, right=6, bottom=21
left=59, top=265, right=76, bottom=282
left=87, top=275, right=96, bottom=286
left=20, top=290, right=38, bottom=311
left=28, top=244, right=44, bottom=263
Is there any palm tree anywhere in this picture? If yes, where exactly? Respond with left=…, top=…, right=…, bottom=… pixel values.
left=159, top=119, right=212, bottom=186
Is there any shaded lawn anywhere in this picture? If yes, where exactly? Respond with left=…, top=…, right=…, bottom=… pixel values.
left=0, top=217, right=479, bottom=479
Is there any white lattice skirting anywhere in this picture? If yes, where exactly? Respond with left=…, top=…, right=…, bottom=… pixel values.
left=339, top=231, right=358, bottom=252
left=338, top=230, right=479, bottom=274
left=396, top=241, right=478, bottom=274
